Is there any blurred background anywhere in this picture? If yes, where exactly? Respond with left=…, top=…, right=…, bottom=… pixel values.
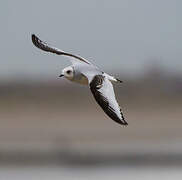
left=0, top=0, right=182, bottom=179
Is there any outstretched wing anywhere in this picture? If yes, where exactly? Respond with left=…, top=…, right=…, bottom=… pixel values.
left=90, top=75, right=127, bottom=126
left=31, top=34, right=91, bottom=65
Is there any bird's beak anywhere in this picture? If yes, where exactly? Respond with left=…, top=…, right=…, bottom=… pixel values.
left=59, top=74, right=64, bottom=78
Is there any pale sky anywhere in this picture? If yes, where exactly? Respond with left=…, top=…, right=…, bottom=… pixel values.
left=0, top=0, right=181, bottom=80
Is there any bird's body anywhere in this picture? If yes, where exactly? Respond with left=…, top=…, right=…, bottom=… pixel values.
left=31, top=34, right=128, bottom=126
left=70, top=67, right=89, bottom=85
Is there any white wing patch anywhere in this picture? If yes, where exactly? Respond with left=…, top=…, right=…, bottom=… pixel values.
left=90, top=75, right=127, bottom=125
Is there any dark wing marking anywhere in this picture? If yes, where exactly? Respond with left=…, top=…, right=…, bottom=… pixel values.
left=31, top=34, right=90, bottom=64
left=90, top=75, right=128, bottom=126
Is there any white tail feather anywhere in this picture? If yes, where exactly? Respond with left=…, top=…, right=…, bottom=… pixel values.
left=104, top=73, right=122, bottom=83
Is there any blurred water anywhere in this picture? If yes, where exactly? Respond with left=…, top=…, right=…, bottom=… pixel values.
left=0, top=75, right=182, bottom=180
left=0, top=165, right=181, bottom=180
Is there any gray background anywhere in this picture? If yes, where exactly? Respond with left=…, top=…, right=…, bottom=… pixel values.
left=1, top=0, right=181, bottom=80
left=0, top=1, right=182, bottom=179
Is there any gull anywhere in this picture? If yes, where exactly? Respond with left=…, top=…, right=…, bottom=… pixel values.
left=31, top=34, right=128, bottom=126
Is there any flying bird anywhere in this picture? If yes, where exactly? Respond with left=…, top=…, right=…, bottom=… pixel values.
left=31, top=34, right=128, bottom=126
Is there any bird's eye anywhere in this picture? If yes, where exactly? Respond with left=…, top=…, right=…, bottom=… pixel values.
left=67, top=70, right=71, bottom=74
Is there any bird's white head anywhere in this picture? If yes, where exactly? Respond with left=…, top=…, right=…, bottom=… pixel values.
left=59, top=66, right=74, bottom=80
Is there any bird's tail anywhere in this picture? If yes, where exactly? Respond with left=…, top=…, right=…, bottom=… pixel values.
left=115, top=78, right=123, bottom=83
left=104, top=73, right=123, bottom=83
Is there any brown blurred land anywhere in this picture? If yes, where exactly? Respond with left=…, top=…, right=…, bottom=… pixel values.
left=0, top=69, right=182, bottom=166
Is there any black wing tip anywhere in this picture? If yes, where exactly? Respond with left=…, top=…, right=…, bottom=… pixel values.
left=31, top=34, right=36, bottom=41
left=31, top=34, right=38, bottom=46
left=112, top=118, right=128, bottom=126
left=121, top=120, right=128, bottom=126
left=31, top=34, right=46, bottom=51
left=116, top=117, right=128, bottom=126
left=119, top=114, right=128, bottom=126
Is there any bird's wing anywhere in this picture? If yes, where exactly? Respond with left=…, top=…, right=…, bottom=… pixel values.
left=89, top=75, right=127, bottom=126
left=31, top=34, right=91, bottom=65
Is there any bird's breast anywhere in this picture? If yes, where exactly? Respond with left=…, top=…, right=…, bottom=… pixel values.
left=70, top=74, right=88, bottom=85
